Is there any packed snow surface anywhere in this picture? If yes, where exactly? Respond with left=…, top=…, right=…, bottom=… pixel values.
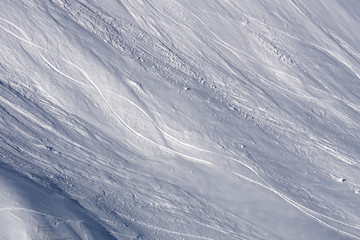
left=1, top=0, right=360, bottom=239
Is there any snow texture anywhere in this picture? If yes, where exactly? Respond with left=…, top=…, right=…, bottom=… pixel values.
left=1, top=0, right=360, bottom=239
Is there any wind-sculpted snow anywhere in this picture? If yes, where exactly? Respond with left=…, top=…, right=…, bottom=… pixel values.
left=0, top=165, right=117, bottom=240
left=1, top=0, right=360, bottom=239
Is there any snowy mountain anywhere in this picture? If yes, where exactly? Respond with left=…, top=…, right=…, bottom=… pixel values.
left=1, top=0, right=360, bottom=239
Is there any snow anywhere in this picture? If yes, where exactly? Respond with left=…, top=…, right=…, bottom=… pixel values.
left=0, top=165, right=116, bottom=240
left=1, top=0, right=360, bottom=239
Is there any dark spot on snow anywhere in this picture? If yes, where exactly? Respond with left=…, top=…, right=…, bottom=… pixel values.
left=45, top=146, right=55, bottom=151
left=45, top=145, right=62, bottom=155
left=132, top=193, right=138, bottom=204
left=337, top=178, right=346, bottom=182
left=135, top=234, right=143, bottom=239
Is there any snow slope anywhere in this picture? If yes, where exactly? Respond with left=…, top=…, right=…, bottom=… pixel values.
left=1, top=0, right=360, bottom=239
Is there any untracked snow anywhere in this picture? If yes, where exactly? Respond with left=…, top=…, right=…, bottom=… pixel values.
left=1, top=0, right=360, bottom=239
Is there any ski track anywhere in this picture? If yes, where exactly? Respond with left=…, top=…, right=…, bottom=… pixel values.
left=165, top=0, right=360, bottom=175
left=171, top=0, right=360, bottom=118
left=232, top=171, right=360, bottom=239
left=8, top=19, right=261, bottom=174
left=0, top=16, right=30, bottom=41
left=114, top=211, right=216, bottom=240
left=1, top=7, right=360, bottom=240
left=66, top=59, right=213, bottom=166
left=0, top=18, right=213, bottom=166
left=0, top=207, right=83, bottom=223
left=110, top=3, right=360, bottom=238
left=290, top=0, right=360, bottom=80
left=166, top=1, right=319, bottom=103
